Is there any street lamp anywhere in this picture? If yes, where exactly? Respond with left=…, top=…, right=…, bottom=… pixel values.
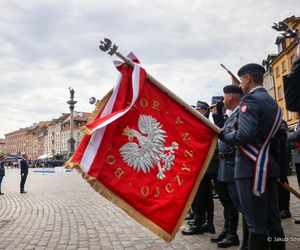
left=67, top=87, right=77, bottom=158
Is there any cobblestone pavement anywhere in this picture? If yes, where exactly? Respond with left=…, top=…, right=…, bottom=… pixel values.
left=0, top=168, right=300, bottom=250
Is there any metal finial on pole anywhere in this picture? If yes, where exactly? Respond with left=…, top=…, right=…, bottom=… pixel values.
left=97, top=37, right=221, bottom=134
left=99, top=38, right=119, bottom=56
left=99, top=38, right=132, bottom=65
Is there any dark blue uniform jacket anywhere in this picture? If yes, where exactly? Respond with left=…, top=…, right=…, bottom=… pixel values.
left=222, top=87, right=280, bottom=179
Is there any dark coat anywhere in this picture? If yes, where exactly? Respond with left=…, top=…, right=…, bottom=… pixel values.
left=0, top=161, right=5, bottom=176
left=20, top=159, right=29, bottom=175
left=217, top=108, right=239, bottom=182
left=222, top=87, right=280, bottom=179
left=283, top=58, right=300, bottom=112
left=292, top=149, right=300, bottom=165
left=206, top=152, right=219, bottom=174
left=288, top=122, right=300, bottom=164
left=205, top=109, right=226, bottom=175
left=270, top=120, right=289, bottom=177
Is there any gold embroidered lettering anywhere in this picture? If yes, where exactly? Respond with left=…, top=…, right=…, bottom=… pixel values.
left=152, top=100, right=160, bottom=111
left=174, top=175, right=184, bottom=186
left=176, top=116, right=184, bottom=125
left=141, top=186, right=150, bottom=197
left=154, top=187, right=160, bottom=197
left=105, top=155, right=116, bottom=165
left=182, top=132, right=191, bottom=141
left=184, top=150, right=194, bottom=158
left=140, top=98, right=149, bottom=108
left=181, top=163, right=191, bottom=172
left=165, top=183, right=174, bottom=193
left=114, top=168, right=125, bottom=180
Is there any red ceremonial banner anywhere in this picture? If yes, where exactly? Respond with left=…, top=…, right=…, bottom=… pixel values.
left=66, top=55, right=219, bottom=242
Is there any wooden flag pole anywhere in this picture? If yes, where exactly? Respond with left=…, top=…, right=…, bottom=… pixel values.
left=99, top=38, right=221, bottom=134
left=277, top=178, right=300, bottom=200
left=220, top=63, right=241, bottom=86
left=99, top=39, right=300, bottom=200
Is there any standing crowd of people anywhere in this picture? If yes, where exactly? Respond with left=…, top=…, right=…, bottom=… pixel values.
left=182, top=57, right=300, bottom=250
left=0, top=153, right=29, bottom=195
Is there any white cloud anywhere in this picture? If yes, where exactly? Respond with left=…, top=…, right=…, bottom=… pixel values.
left=0, top=0, right=299, bottom=137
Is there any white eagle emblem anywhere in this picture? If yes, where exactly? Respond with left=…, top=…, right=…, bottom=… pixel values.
left=119, top=114, right=179, bottom=179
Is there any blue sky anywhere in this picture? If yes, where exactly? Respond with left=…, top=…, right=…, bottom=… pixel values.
left=0, top=0, right=298, bottom=137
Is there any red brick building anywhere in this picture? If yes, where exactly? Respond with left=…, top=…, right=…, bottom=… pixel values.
left=4, top=111, right=90, bottom=160
left=5, top=128, right=28, bottom=155
left=0, top=138, right=5, bottom=154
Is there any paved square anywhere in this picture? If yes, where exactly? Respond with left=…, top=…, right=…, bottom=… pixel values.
left=1, top=168, right=299, bottom=249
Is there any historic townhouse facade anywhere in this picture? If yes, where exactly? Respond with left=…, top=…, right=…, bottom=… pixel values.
left=271, top=16, right=300, bottom=129
left=0, top=139, right=5, bottom=154
left=46, top=114, right=69, bottom=156
left=5, top=128, right=28, bottom=155
left=4, top=112, right=90, bottom=160
left=60, top=112, right=90, bottom=155
left=262, top=54, right=277, bottom=99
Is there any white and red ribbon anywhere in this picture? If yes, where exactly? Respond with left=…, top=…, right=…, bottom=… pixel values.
left=240, top=107, right=283, bottom=196
left=81, top=53, right=142, bottom=172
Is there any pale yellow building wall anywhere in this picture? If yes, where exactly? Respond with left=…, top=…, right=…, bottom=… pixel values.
left=272, top=18, right=300, bottom=128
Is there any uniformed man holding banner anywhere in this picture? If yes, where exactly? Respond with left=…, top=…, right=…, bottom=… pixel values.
left=220, top=63, right=285, bottom=250
left=211, top=86, right=242, bottom=248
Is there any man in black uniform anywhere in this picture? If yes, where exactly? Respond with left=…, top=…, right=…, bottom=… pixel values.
left=220, top=64, right=285, bottom=250
left=211, top=85, right=242, bottom=248
left=283, top=57, right=300, bottom=112
left=20, top=154, right=29, bottom=193
left=182, top=101, right=217, bottom=235
left=275, top=120, right=292, bottom=219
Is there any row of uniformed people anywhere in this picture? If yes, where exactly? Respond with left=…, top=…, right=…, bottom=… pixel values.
left=182, top=87, right=244, bottom=248
left=182, top=63, right=287, bottom=250
left=182, top=100, right=219, bottom=236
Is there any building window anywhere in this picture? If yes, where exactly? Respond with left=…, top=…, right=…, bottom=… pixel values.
left=277, top=40, right=286, bottom=53
left=291, top=55, right=296, bottom=64
left=275, top=66, right=280, bottom=77
left=282, top=61, right=287, bottom=72
left=278, top=85, right=283, bottom=100
left=287, top=111, right=293, bottom=121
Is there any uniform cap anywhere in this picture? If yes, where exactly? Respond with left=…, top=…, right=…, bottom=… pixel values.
left=196, top=101, right=209, bottom=111
left=223, top=85, right=243, bottom=95
left=237, top=63, right=265, bottom=77
left=210, top=96, right=223, bottom=107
